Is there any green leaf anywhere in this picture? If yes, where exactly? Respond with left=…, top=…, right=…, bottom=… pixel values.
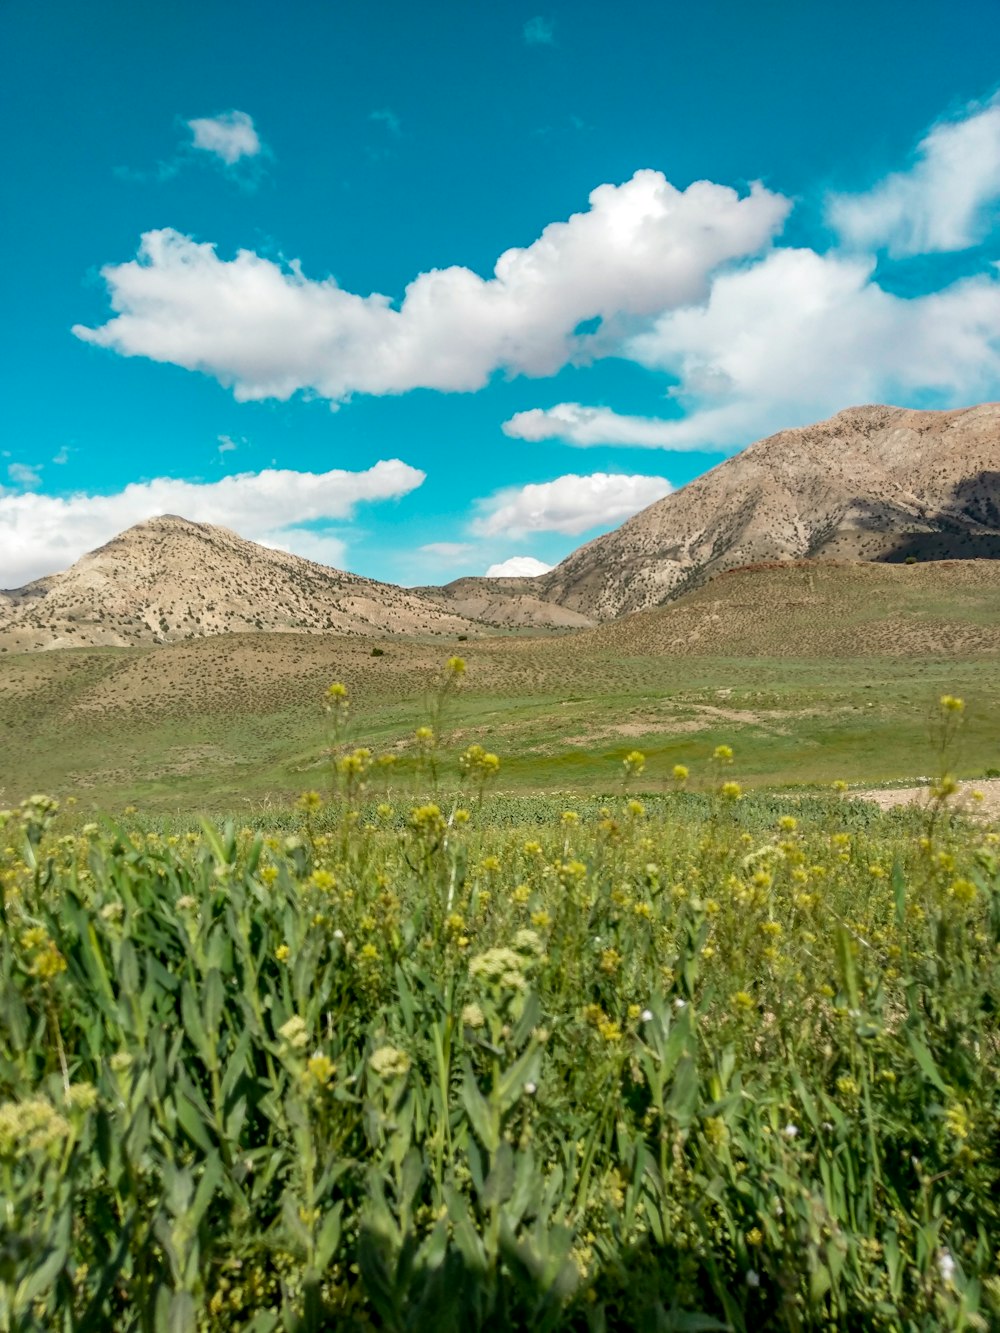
left=906, top=1030, right=948, bottom=1093
left=480, top=1141, right=515, bottom=1208
left=460, top=1061, right=498, bottom=1152
left=665, top=1055, right=698, bottom=1130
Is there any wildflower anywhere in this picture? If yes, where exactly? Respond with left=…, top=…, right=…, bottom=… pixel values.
left=949, top=878, right=977, bottom=905
left=109, top=1052, right=133, bottom=1073
left=746, top=1227, right=763, bottom=1247
left=326, top=682, right=348, bottom=699
left=469, top=947, right=527, bottom=989
left=306, top=1054, right=336, bottom=1086
left=673, top=997, right=687, bottom=1010
left=279, top=1016, right=310, bottom=1049
left=275, top=944, right=290, bottom=963
left=782, top=1123, right=799, bottom=1140
left=832, top=779, right=848, bottom=793
left=732, top=991, right=754, bottom=1011
left=33, top=943, right=68, bottom=980
left=0, top=1097, right=71, bottom=1157
left=672, top=764, right=689, bottom=782
left=703, top=1116, right=729, bottom=1147
left=939, top=695, right=965, bottom=713
left=513, top=928, right=544, bottom=955
left=746, top=1269, right=761, bottom=1288
left=560, top=810, right=579, bottom=827
left=622, top=750, right=645, bottom=777
left=720, top=781, right=742, bottom=801
left=778, top=815, right=798, bottom=832
left=409, top=804, right=445, bottom=837
left=641, top=1009, right=653, bottom=1023
left=297, top=790, right=323, bottom=812
left=454, top=808, right=470, bottom=823
left=175, top=894, right=197, bottom=911
left=447, top=656, right=467, bottom=676
left=309, top=869, right=337, bottom=892
left=599, top=947, right=622, bottom=975
left=65, top=1083, right=98, bottom=1112
left=369, top=1046, right=411, bottom=1080
left=627, top=799, right=645, bottom=816
left=530, top=908, right=551, bottom=929
left=523, top=1081, right=537, bottom=1097
left=513, top=884, right=531, bottom=905
left=944, top=1103, right=970, bottom=1140
left=461, top=1003, right=485, bottom=1029
left=359, top=943, right=379, bottom=963
left=713, top=745, right=734, bottom=763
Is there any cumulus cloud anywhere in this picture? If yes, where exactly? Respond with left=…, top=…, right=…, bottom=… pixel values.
left=523, top=16, right=555, bottom=45
left=73, top=171, right=789, bottom=402
left=485, top=555, right=553, bottom=577
left=471, top=472, right=672, bottom=538
left=620, top=247, right=1000, bottom=449
left=503, top=402, right=730, bottom=449
left=829, top=98, right=1000, bottom=256
left=0, top=459, right=423, bottom=588
left=187, top=110, right=262, bottom=165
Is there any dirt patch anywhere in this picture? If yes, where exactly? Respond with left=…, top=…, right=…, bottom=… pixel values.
left=854, top=778, right=1000, bottom=820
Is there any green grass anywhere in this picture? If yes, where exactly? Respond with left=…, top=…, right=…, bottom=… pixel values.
left=1, top=638, right=999, bottom=812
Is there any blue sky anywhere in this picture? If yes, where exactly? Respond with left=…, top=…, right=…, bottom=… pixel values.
left=3, top=0, right=1000, bottom=587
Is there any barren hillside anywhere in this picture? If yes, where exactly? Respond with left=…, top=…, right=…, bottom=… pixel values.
left=0, top=515, right=478, bottom=650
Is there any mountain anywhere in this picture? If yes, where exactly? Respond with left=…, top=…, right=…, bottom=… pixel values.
left=0, top=515, right=478, bottom=650
left=522, top=403, right=1000, bottom=621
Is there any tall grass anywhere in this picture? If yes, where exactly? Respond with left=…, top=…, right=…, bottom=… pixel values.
left=0, top=684, right=997, bottom=1330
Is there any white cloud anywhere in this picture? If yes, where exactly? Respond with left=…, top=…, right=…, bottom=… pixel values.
left=187, top=110, right=262, bottom=165
left=523, top=16, right=555, bottom=45
left=7, top=463, right=42, bottom=488
left=419, top=541, right=475, bottom=560
left=73, top=171, right=789, bottom=402
left=619, top=247, right=1000, bottom=449
left=829, top=98, right=1000, bottom=256
left=217, top=434, right=239, bottom=455
left=0, top=459, right=423, bottom=588
left=485, top=555, right=553, bottom=577
left=503, top=402, right=730, bottom=449
left=471, top=472, right=672, bottom=538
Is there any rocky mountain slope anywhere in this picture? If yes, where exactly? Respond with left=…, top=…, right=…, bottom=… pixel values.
left=0, top=515, right=478, bottom=650
left=531, top=403, right=1000, bottom=620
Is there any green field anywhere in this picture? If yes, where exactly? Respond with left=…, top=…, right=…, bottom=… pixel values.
left=1, top=636, right=998, bottom=812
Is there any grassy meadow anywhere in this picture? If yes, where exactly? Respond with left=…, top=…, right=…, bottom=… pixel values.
left=1, top=634, right=999, bottom=814
left=0, top=660, right=998, bottom=1330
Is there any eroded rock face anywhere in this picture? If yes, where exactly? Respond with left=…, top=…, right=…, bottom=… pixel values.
left=532, top=403, right=1000, bottom=620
